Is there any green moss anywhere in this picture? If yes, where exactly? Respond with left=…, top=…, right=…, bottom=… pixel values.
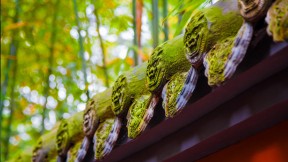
left=184, top=5, right=243, bottom=65
left=127, top=93, right=152, bottom=139
left=94, top=118, right=115, bottom=159
left=184, top=10, right=208, bottom=65
left=66, top=141, right=82, bottom=162
left=146, top=45, right=165, bottom=93
left=33, top=126, right=59, bottom=162
left=56, top=111, right=84, bottom=157
left=164, top=72, right=188, bottom=117
left=146, top=34, right=191, bottom=93
left=205, top=37, right=235, bottom=85
left=7, top=150, right=32, bottom=162
left=93, top=88, right=114, bottom=119
left=267, top=0, right=288, bottom=41
left=112, top=62, right=148, bottom=116
left=83, top=88, right=114, bottom=137
left=56, top=121, right=69, bottom=156
left=111, top=74, right=129, bottom=115
left=204, top=6, right=243, bottom=47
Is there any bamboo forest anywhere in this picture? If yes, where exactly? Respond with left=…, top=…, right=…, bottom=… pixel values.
left=1, top=0, right=287, bottom=161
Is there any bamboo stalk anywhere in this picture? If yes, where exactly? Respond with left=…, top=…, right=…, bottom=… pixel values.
left=132, top=0, right=139, bottom=65
left=0, top=0, right=19, bottom=123
left=152, top=0, right=159, bottom=48
left=72, top=0, right=89, bottom=98
left=94, top=6, right=110, bottom=87
left=4, top=51, right=18, bottom=161
left=3, top=0, right=20, bottom=160
left=41, top=0, right=60, bottom=134
left=136, top=0, right=143, bottom=49
left=163, top=0, right=169, bottom=41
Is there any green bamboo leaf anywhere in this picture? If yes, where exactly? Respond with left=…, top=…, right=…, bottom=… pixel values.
left=173, top=9, right=193, bottom=37
left=173, top=0, right=211, bottom=37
